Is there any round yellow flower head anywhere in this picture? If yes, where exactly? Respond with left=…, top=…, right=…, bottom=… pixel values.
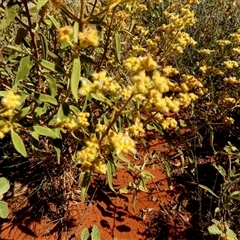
left=78, top=26, right=99, bottom=48
left=1, top=91, right=21, bottom=110
left=109, top=132, right=136, bottom=155
left=139, top=56, right=157, bottom=71
left=57, top=26, right=73, bottom=44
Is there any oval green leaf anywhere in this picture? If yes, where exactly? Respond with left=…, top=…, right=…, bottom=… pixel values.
left=0, top=178, right=10, bottom=195
left=33, top=126, right=59, bottom=138
left=91, top=225, right=100, bottom=240
left=81, top=228, right=89, bottom=240
left=34, top=93, right=57, bottom=105
left=0, top=201, right=8, bottom=218
left=71, top=58, right=81, bottom=102
left=11, top=129, right=27, bottom=157
left=40, top=59, right=65, bottom=74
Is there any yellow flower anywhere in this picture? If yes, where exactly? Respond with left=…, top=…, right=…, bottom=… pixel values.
left=123, top=57, right=141, bottom=72
left=139, top=56, right=157, bottom=71
left=57, top=26, right=73, bottom=44
left=77, top=112, right=90, bottom=127
left=1, top=91, right=21, bottom=110
left=216, top=39, right=232, bottom=47
left=78, top=26, right=99, bottom=48
left=223, top=60, right=239, bottom=69
left=109, top=132, right=136, bottom=155
left=224, top=117, right=234, bottom=125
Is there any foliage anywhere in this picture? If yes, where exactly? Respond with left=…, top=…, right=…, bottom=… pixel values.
left=0, top=177, right=10, bottom=218
left=81, top=225, right=100, bottom=240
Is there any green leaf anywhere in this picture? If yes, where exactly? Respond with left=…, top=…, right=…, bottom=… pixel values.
left=0, top=201, right=8, bottom=218
left=117, top=152, right=130, bottom=163
left=0, top=178, right=10, bottom=195
left=80, top=54, right=97, bottom=65
left=208, top=224, right=223, bottom=236
left=225, top=223, right=237, bottom=240
left=11, top=129, right=27, bottom=157
left=47, top=14, right=60, bottom=29
left=179, top=119, right=187, bottom=127
left=115, top=31, right=121, bottom=62
left=40, top=59, right=65, bottom=74
left=12, top=106, right=31, bottom=121
left=70, top=105, right=80, bottom=115
left=91, top=93, right=108, bottom=103
left=81, top=228, right=89, bottom=240
left=80, top=171, right=91, bottom=202
left=71, top=58, right=81, bottom=102
left=91, top=225, right=100, bottom=240
left=73, top=21, right=79, bottom=44
left=15, top=56, right=33, bottom=84
left=31, top=131, right=39, bottom=152
left=46, top=75, right=57, bottom=97
left=120, top=187, right=130, bottom=194
left=0, top=7, right=18, bottom=30
left=52, top=138, right=62, bottom=164
left=107, top=162, right=115, bottom=192
left=57, top=102, right=70, bottom=119
left=33, top=126, right=59, bottom=138
left=34, top=93, right=57, bottom=105
left=209, top=126, right=216, bottom=153
left=37, top=0, right=48, bottom=9
left=39, top=33, right=48, bottom=60
left=213, top=164, right=226, bottom=178
left=199, top=184, right=219, bottom=199
left=132, top=188, right=137, bottom=211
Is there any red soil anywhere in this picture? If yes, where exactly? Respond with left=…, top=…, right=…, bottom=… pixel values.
left=0, top=136, right=178, bottom=240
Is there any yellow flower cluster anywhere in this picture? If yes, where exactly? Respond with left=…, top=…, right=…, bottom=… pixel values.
left=153, top=113, right=177, bottom=130
left=76, top=136, right=107, bottom=174
left=162, top=66, right=179, bottom=77
left=109, top=132, right=136, bottom=154
left=224, top=77, right=240, bottom=85
left=216, top=40, right=232, bottom=47
left=178, top=93, right=198, bottom=107
left=0, top=91, right=21, bottom=139
left=78, top=26, right=99, bottom=48
left=198, top=61, right=224, bottom=76
left=230, top=29, right=240, bottom=44
left=79, top=71, right=121, bottom=96
left=222, top=97, right=236, bottom=106
left=122, top=56, right=202, bottom=117
left=57, top=118, right=79, bottom=132
left=125, top=117, right=145, bottom=136
left=57, top=26, right=73, bottom=44
left=123, top=56, right=157, bottom=73
left=77, top=112, right=90, bottom=127
left=223, top=60, right=239, bottom=69
left=1, top=91, right=21, bottom=110
left=198, top=49, right=218, bottom=55
left=224, top=117, right=234, bottom=125
left=95, top=124, right=107, bottom=134
left=232, top=48, right=240, bottom=55
left=161, top=117, right=178, bottom=130
left=0, top=123, right=11, bottom=139
left=158, top=1, right=198, bottom=55
left=182, top=74, right=203, bottom=89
